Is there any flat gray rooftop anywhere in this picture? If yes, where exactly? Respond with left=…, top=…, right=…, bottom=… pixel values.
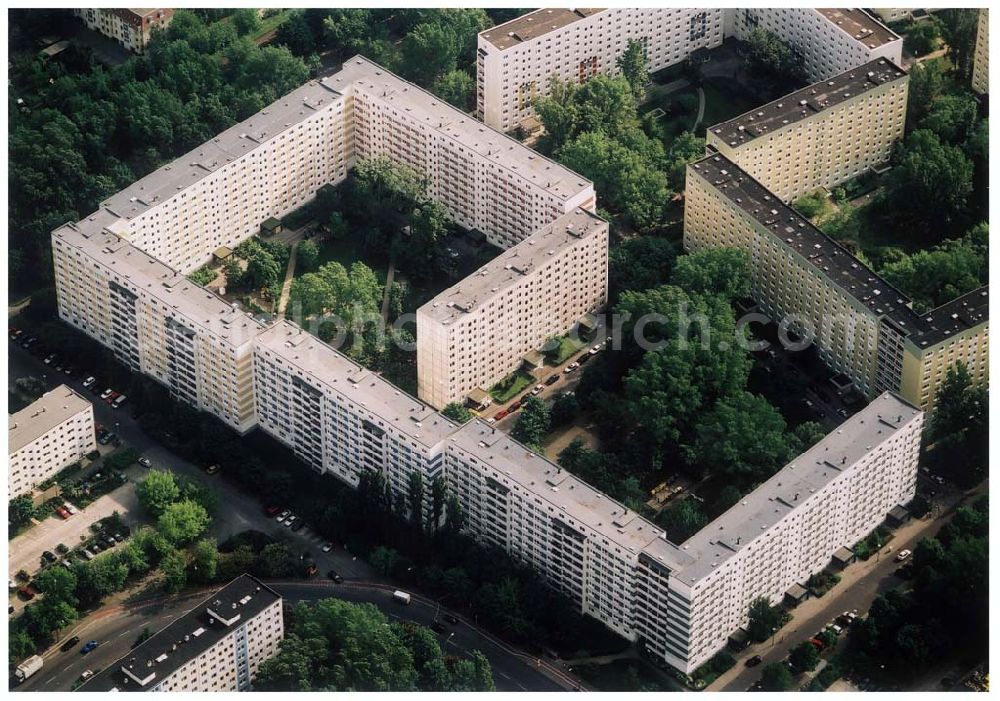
left=709, top=58, right=906, bottom=148
left=79, top=575, right=279, bottom=692
left=9, top=385, right=91, bottom=454
left=51, top=218, right=264, bottom=346
left=328, top=56, right=593, bottom=201
left=256, top=320, right=458, bottom=449
left=688, top=153, right=989, bottom=349
left=670, top=392, right=920, bottom=586
left=449, top=420, right=670, bottom=555
left=817, top=8, right=901, bottom=49
left=418, top=208, right=606, bottom=324
left=480, top=8, right=605, bottom=50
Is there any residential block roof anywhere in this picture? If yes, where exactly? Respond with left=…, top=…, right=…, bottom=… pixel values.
left=816, top=8, right=901, bottom=49
left=255, top=320, right=458, bottom=449
left=480, top=8, right=605, bottom=50
left=688, top=153, right=988, bottom=350
left=79, top=575, right=280, bottom=692
left=9, top=385, right=91, bottom=454
left=418, top=208, right=607, bottom=324
left=709, top=58, right=906, bottom=148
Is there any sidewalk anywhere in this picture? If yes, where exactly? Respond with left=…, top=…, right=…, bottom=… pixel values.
left=707, top=484, right=979, bottom=691
left=276, top=242, right=299, bottom=317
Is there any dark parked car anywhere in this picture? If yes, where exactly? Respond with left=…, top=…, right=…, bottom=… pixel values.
left=544, top=374, right=559, bottom=385
left=327, top=570, right=344, bottom=583
left=745, top=655, right=762, bottom=668
left=42, top=550, right=57, bottom=563
left=61, top=635, right=81, bottom=652
left=290, top=520, right=305, bottom=532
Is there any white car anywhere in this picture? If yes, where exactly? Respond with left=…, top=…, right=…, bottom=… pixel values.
left=895, top=549, right=912, bottom=562
left=283, top=515, right=297, bottom=527
left=589, top=345, right=601, bottom=354
left=486, top=417, right=496, bottom=424
left=322, top=542, right=334, bottom=553
left=80, top=670, right=94, bottom=682
left=63, top=503, right=78, bottom=515
left=275, top=509, right=290, bottom=522
left=138, top=457, right=152, bottom=468
left=82, top=376, right=96, bottom=388
left=100, top=389, right=114, bottom=400
left=531, top=384, right=544, bottom=395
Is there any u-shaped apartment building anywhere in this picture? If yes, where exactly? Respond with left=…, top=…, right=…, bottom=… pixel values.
left=51, top=49, right=939, bottom=677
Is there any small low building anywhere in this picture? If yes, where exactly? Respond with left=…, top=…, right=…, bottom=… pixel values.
left=577, top=313, right=599, bottom=339
left=784, top=582, right=811, bottom=608
left=261, top=217, right=283, bottom=237
left=886, top=504, right=911, bottom=528
left=522, top=349, right=545, bottom=372
left=466, top=388, right=492, bottom=411
left=830, top=546, right=857, bottom=570
left=727, top=628, right=750, bottom=651
left=212, top=246, right=233, bottom=263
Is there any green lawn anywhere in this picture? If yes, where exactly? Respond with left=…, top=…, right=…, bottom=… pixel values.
left=700, top=79, right=759, bottom=129
left=544, top=335, right=585, bottom=365
left=490, top=371, right=534, bottom=404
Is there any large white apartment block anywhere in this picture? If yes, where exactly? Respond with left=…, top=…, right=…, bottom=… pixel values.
left=417, top=208, right=608, bottom=409
left=9, top=385, right=95, bottom=498
left=73, top=8, right=173, bottom=54
left=706, top=58, right=908, bottom=202
left=52, top=57, right=597, bottom=433
left=79, top=575, right=283, bottom=692
left=254, top=320, right=457, bottom=519
left=477, top=8, right=726, bottom=131
left=684, top=153, right=988, bottom=411
left=972, top=8, right=989, bottom=94
left=51, top=223, right=264, bottom=434
left=445, top=393, right=922, bottom=673
left=726, top=8, right=903, bottom=82
left=331, top=57, right=595, bottom=248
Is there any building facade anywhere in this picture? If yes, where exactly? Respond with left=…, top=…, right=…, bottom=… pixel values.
left=972, top=8, right=989, bottom=94
left=79, top=575, right=283, bottom=692
left=477, top=8, right=726, bottom=132
left=52, top=57, right=597, bottom=433
left=706, top=58, right=908, bottom=202
left=725, top=8, right=903, bottom=82
left=73, top=8, right=173, bottom=54
left=445, top=393, right=923, bottom=673
left=416, top=208, right=608, bottom=409
left=254, top=320, right=457, bottom=521
left=684, top=153, right=988, bottom=411
left=9, top=385, right=95, bottom=498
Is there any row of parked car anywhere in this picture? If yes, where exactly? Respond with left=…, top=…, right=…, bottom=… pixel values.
left=489, top=343, right=603, bottom=422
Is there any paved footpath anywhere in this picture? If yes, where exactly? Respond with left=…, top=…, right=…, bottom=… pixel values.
left=709, top=481, right=985, bottom=691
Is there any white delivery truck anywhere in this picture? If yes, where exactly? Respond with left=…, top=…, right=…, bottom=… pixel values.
left=15, top=654, right=44, bottom=683
left=392, top=590, right=411, bottom=605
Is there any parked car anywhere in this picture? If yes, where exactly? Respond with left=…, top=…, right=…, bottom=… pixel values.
left=43, top=353, right=57, bottom=365
left=745, top=655, right=762, bottom=668
left=18, top=586, right=36, bottom=600
left=61, top=636, right=81, bottom=652
left=42, top=550, right=57, bottom=563
left=56, top=506, right=71, bottom=519
left=80, top=670, right=94, bottom=682
left=544, top=374, right=559, bottom=385
left=205, top=464, right=221, bottom=475
left=275, top=510, right=290, bottom=522
left=138, top=457, right=152, bottom=468
left=321, top=542, right=334, bottom=553
left=895, top=549, right=912, bottom=562
left=112, top=394, right=128, bottom=409
left=100, top=389, right=114, bottom=401
left=105, top=391, right=121, bottom=405
left=531, top=384, right=544, bottom=395
left=81, top=640, right=99, bottom=654
left=508, top=401, right=521, bottom=412
left=98, top=432, right=116, bottom=445
left=82, top=376, right=96, bottom=389
left=577, top=352, right=592, bottom=364
left=494, top=410, right=508, bottom=421
left=63, top=503, right=78, bottom=515
left=327, top=570, right=344, bottom=583
left=290, top=520, right=305, bottom=532
left=283, top=515, right=297, bottom=527
left=264, top=505, right=282, bottom=517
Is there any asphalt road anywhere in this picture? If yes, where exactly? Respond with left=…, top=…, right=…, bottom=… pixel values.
left=14, top=579, right=569, bottom=692
left=9, top=340, right=576, bottom=692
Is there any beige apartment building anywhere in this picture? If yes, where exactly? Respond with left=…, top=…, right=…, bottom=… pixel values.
left=79, top=575, right=283, bottom=692
left=9, top=385, right=95, bottom=498
left=684, top=153, right=988, bottom=411
left=254, top=321, right=457, bottom=522
left=331, top=57, right=595, bottom=248
left=972, top=8, right=989, bottom=94
left=706, top=58, right=908, bottom=202
left=726, top=8, right=903, bottom=82
left=73, top=8, right=173, bottom=54
left=416, top=208, right=608, bottom=409
left=446, top=393, right=922, bottom=673
left=52, top=57, right=596, bottom=432
left=477, top=8, right=726, bottom=132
